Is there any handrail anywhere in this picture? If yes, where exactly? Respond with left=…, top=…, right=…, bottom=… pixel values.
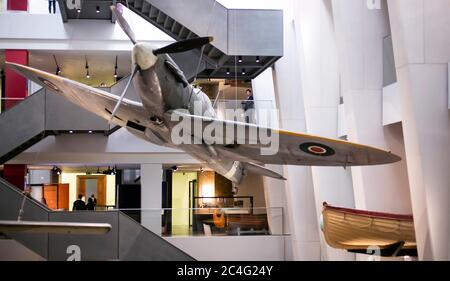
left=0, top=177, right=50, bottom=212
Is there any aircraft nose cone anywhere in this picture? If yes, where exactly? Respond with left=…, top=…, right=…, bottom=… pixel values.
left=132, top=43, right=158, bottom=70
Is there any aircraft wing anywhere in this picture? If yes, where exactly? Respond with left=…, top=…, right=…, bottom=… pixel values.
left=167, top=111, right=401, bottom=166
left=6, top=62, right=148, bottom=128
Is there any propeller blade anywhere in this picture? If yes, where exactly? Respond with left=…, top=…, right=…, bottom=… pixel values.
left=109, top=64, right=139, bottom=123
left=153, top=37, right=214, bottom=55
left=111, top=3, right=137, bottom=45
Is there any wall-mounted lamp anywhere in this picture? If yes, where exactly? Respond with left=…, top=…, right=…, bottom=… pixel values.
left=53, top=55, right=61, bottom=75
left=114, top=55, right=118, bottom=79
left=85, top=56, right=90, bottom=79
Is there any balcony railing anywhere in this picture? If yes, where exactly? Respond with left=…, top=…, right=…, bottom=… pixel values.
left=99, top=207, right=285, bottom=238
left=213, top=99, right=277, bottom=127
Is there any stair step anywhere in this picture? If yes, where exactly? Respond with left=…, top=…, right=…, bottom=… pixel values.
left=142, top=1, right=151, bottom=13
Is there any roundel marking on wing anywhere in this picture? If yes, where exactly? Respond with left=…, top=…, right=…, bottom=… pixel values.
left=38, top=77, right=61, bottom=93
left=300, top=142, right=335, bottom=157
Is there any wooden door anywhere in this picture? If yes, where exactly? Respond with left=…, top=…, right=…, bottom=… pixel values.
left=77, top=175, right=107, bottom=207
left=57, top=184, right=70, bottom=210
left=43, top=184, right=58, bottom=209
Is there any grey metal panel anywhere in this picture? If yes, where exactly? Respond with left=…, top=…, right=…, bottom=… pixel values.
left=228, top=9, right=284, bottom=56
left=0, top=178, right=49, bottom=259
left=48, top=211, right=119, bottom=261
left=45, top=91, right=109, bottom=131
left=147, top=0, right=229, bottom=53
left=57, top=0, right=68, bottom=22
left=118, top=212, right=194, bottom=261
left=170, top=51, right=208, bottom=81
left=0, top=90, right=45, bottom=159
left=383, top=35, right=397, bottom=86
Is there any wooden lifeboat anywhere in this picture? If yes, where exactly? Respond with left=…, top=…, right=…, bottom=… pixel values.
left=321, top=202, right=417, bottom=257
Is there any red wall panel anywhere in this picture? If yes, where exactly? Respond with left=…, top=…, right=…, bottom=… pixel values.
left=7, top=0, right=28, bottom=11
left=5, top=50, right=28, bottom=109
left=3, top=165, right=27, bottom=190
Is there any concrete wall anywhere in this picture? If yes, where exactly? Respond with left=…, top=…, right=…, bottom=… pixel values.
left=165, top=236, right=286, bottom=261
left=387, top=0, right=450, bottom=260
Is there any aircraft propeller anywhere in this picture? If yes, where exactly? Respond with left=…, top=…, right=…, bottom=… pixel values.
left=108, top=3, right=213, bottom=123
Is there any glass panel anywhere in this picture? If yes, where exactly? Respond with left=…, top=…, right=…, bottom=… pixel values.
left=117, top=207, right=284, bottom=238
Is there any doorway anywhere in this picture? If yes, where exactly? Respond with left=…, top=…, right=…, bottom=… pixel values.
left=171, top=172, right=197, bottom=236
left=76, top=175, right=107, bottom=207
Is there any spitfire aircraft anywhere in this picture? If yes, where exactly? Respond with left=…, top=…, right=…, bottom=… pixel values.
left=6, top=4, right=400, bottom=186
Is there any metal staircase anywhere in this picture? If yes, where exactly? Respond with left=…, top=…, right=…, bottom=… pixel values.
left=58, top=0, right=283, bottom=80
left=0, top=177, right=194, bottom=261
left=124, top=0, right=283, bottom=80
left=0, top=88, right=110, bottom=165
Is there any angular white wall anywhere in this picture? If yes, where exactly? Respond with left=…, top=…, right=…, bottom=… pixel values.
left=331, top=0, right=412, bottom=219
left=388, top=0, right=450, bottom=260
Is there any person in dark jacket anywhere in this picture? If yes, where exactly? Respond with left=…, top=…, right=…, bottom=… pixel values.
left=242, top=89, right=255, bottom=123
left=90, top=194, right=97, bottom=208
left=86, top=197, right=95, bottom=211
left=72, top=194, right=86, bottom=211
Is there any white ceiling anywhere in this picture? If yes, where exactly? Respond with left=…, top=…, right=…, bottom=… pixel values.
left=1, top=50, right=132, bottom=87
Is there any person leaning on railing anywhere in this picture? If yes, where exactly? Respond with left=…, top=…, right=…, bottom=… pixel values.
left=241, top=89, right=255, bottom=123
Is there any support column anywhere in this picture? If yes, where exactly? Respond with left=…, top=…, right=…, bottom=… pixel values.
left=388, top=0, right=450, bottom=260
left=140, top=164, right=163, bottom=235
left=291, top=0, right=356, bottom=261
left=331, top=0, right=412, bottom=217
left=268, top=0, right=322, bottom=260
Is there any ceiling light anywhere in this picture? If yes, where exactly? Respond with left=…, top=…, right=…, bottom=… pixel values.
left=88, top=130, right=93, bottom=134
left=242, top=68, right=246, bottom=75
left=96, top=6, right=100, bottom=13
left=238, top=56, right=243, bottom=63
left=171, top=165, right=178, bottom=172
left=77, top=8, right=81, bottom=13
left=86, top=72, right=90, bottom=79
left=52, top=166, right=62, bottom=175
left=256, top=56, right=260, bottom=63
left=226, top=68, right=230, bottom=75
left=69, top=130, right=74, bottom=134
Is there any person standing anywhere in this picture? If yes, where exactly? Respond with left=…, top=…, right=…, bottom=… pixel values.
left=242, top=89, right=255, bottom=123
left=86, top=197, right=95, bottom=211
left=91, top=194, right=97, bottom=209
left=72, top=194, right=86, bottom=211
left=48, top=0, right=56, bottom=14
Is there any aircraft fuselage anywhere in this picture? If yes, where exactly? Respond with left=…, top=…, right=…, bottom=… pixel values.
left=130, top=43, right=245, bottom=185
